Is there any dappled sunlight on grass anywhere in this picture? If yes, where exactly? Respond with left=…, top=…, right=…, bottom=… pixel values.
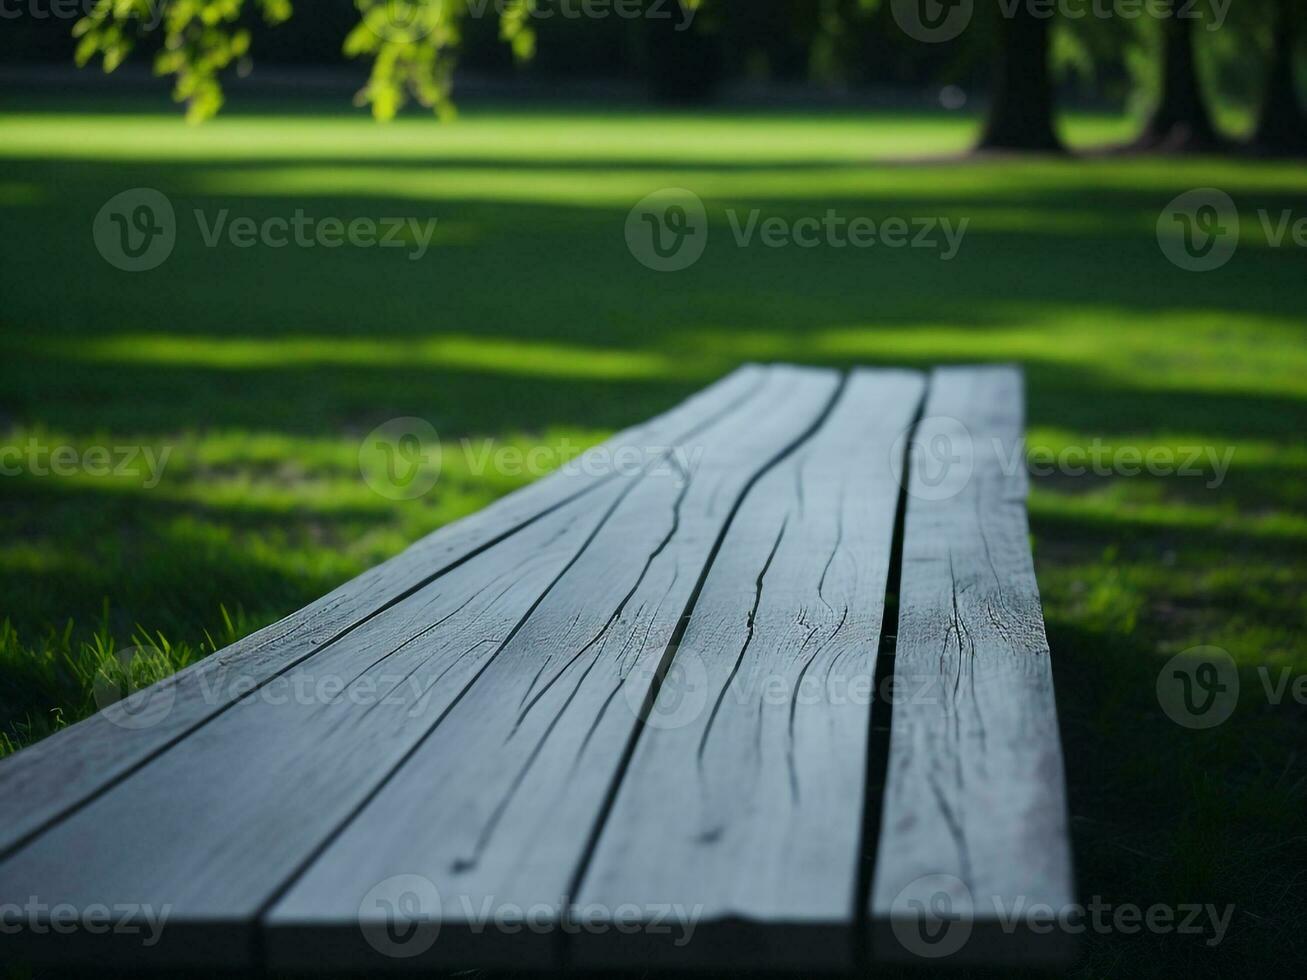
left=1, top=102, right=1303, bottom=796
left=1, top=101, right=1304, bottom=976
left=810, top=312, right=1307, bottom=397
left=1031, top=482, right=1307, bottom=540
left=186, top=157, right=1307, bottom=209
left=55, top=334, right=678, bottom=379
left=0, top=108, right=984, bottom=162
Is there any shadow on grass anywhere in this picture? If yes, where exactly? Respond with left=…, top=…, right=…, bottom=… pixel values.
left=1047, top=618, right=1306, bottom=976
left=0, top=115, right=1304, bottom=977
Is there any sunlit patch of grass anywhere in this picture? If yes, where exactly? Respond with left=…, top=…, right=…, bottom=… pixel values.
left=1031, top=481, right=1307, bottom=540
left=48, top=334, right=678, bottom=379
left=0, top=603, right=256, bottom=751
left=811, top=312, right=1307, bottom=397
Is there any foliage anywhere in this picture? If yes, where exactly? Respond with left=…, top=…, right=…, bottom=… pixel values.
left=74, top=0, right=293, bottom=122
left=343, top=1, right=537, bottom=121
left=71, top=0, right=543, bottom=121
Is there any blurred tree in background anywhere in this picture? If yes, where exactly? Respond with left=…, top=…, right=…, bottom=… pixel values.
left=1133, top=0, right=1221, bottom=150
left=1251, top=0, right=1307, bottom=153
left=1, top=0, right=1300, bottom=153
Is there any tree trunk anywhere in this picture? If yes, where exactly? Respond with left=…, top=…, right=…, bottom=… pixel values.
left=977, top=1, right=1063, bottom=152
left=1250, top=0, right=1307, bottom=155
left=1134, top=0, right=1222, bottom=151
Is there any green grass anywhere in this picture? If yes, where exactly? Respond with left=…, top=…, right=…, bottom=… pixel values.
left=0, top=97, right=1304, bottom=976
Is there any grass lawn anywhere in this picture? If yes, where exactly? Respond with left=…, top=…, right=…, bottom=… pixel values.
left=0, top=96, right=1303, bottom=976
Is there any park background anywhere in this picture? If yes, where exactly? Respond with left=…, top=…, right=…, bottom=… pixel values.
left=0, top=1, right=1304, bottom=976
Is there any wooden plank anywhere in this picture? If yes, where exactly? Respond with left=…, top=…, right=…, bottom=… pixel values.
left=572, top=369, right=925, bottom=970
left=869, top=366, right=1074, bottom=966
left=0, top=365, right=766, bottom=859
left=0, top=367, right=781, bottom=970
left=0, top=486, right=628, bottom=968
left=264, top=367, right=843, bottom=972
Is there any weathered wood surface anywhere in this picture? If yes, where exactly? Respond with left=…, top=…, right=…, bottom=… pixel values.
left=264, top=367, right=842, bottom=971
left=0, top=365, right=803, bottom=968
left=868, top=366, right=1074, bottom=965
left=0, top=365, right=766, bottom=859
left=0, top=363, right=1075, bottom=972
left=572, top=370, right=924, bottom=970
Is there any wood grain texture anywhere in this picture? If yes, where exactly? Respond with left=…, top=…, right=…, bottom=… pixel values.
left=0, top=366, right=766, bottom=859
left=264, top=368, right=843, bottom=972
left=869, top=366, right=1074, bottom=966
left=0, top=363, right=1075, bottom=973
left=0, top=485, right=632, bottom=968
left=572, top=370, right=925, bottom=970
left=0, top=368, right=779, bottom=969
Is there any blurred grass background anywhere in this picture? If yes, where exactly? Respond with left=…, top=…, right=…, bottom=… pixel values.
left=0, top=97, right=1304, bottom=975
